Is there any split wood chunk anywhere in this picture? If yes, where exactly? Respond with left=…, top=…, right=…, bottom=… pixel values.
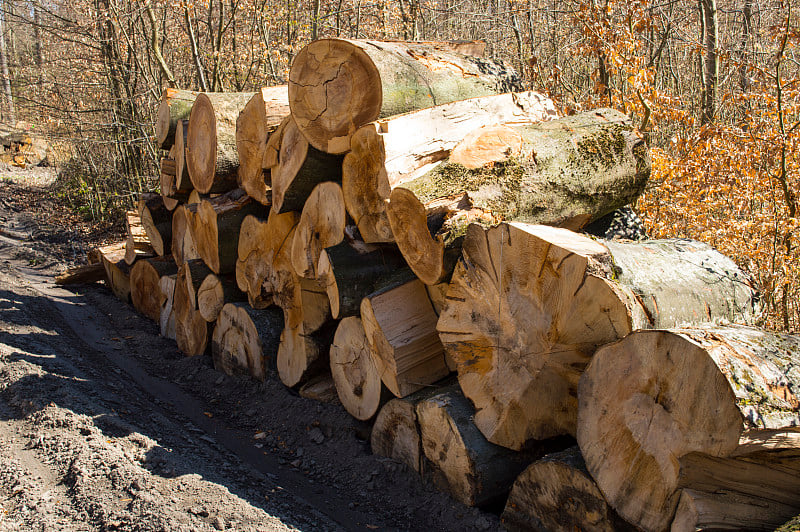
left=577, top=325, right=800, bottom=532
left=361, top=278, right=449, bottom=398
left=197, top=273, right=243, bottom=323
left=235, top=86, right=290, bottom=204
left=341, top=91, right=557, bottom=243
left=235, top=211, right=298, bottom=309
left=212, top=303, right=283, bottom=380
left=174, top=260, right=214, bottom=356
left=501, top=446, right=635, bottom=532
left=193, top=188, right=266, bottom=274
left=159, top=156, right=183, bottom=207
left=416, top=388, right=557, bottom=508
left=124, top=210, right=154, bottom=265
left=290, top=181, right=346, bottom=279
left=54, top=263, right=105, bottom=285
left=298, top=374, right=341, bottom=404
left=138, top=193, right=173, bottom=257
left=170, top=205, right=199, bottom=266
left=171, top=118, right=194, bottom=195
left=159, top=274, right=177, bottom=340
left=186, top=92, right=255, bottom=194
left=387, top=108, right=651, bottom=285
left=162, top=196, right=179, bottom=211
left=130, top=257, right=178, bottom=322
left=98, top=242, right=131, bottom=302
left=262, top=115, right=289, bottom=171
left=155, top=88, right=198, bottom=150
left=330, top=317, right=389, bottom=420
left=270, top=117, right=344, bottom=214
left=438, top=223, right=759, bottom=450
left=288, top=39, right=522, bottom=154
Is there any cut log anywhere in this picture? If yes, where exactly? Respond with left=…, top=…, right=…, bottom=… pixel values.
left=130, top=257, right=178, bottom=322
left=288, top=39, right=522, bottom=154
left=387, top=108, right=651, bottom=284
left=138, top=193, right=173, bottom=257
left=501, top=446, right=635, bottom=532
left=290, top=181, right=346, bottom=279
left=159, top=155, right=188, bottom=207
left=186, top=92, right=255, bottom=194
left=193, top=188, right=266, bottom=274
left=316, top=239, right=411, bottom=319
left=298, top=374, right=340, bottom=404
left=54, top=263, right=105, bottom=285
left=159, top=273, right=177, bottom=340
left=197, top=273, right=244, bottom=323
left=437, top=223, right=759, bottom=450
left=173, top=260, right=214, bottom=356
left=235, top=86, right=290, bottom=203
left=360, top=278, right=449, bottom=398
left=577, top=325, right=800, bottom=532
left=270, top=116, right=344, bottom=213
left=262, top=115, right=289, bottom=171
left=171, top=118, right=194, bottom=195
left=341, top=91, right=557, bottom=242
left=155, top=88, right=198, bottom=150
left=124, top=210, right=154, bottom=265
left=211, top=303, right=284, bottom=380
left=330, top=316, right=389, bottom=420
left=98, top=242, right=131, bottom=302
left=170, top=204, right=199, bottom=266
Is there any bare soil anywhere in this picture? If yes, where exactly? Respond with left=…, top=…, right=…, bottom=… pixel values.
left=0, top=170, right=502, bottom=531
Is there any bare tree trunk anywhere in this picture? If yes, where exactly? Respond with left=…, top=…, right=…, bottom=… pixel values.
left=184, top=5, right=208, bottom=91
left=0, top=0, right=15, bottom=124
left=700, top=0, right=718, bottom=124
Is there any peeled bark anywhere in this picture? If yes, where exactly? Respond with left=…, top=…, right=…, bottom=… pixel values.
left=290, top=181, right=347, bottom=279
left=138, top=193, right=173, bottom=257
left=288, top=39, right=522, bottom=154
left=212, top=303, right=284, bottom=380
left=437, top=223, right=759, bottom=450
left=342, top=91, right=557, bottom=242
left=130, top=257, right=178, bottom=322
left=124, top=210, right=154, bottom=265
left=577, top=325, right=800, bottom=532
left=155, top=88, right=198, bottom=150
left=197, top=273, right=244, bottom=322
left=98, top=242, right=131, bottom=302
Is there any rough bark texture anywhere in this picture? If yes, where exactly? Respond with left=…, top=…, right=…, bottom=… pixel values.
left=437, top=223, right=759, bottom=450
left=156, top=88, right=198, bottom=150
left=138, top=193, right=173, bottom=257
left=342, top=91, right=558, bottom=243
left=54, top=263, right=106, bottom=285
left=577, top=325, right=800, bottom=532
left=212, top=302, right=284, bottom=380
left=130, top=257, right=178, bottom=322
left=197, top=273, right=244, bottom=322
left=288, top=38, right=522, bottom=154
left=290, top=181, right=347, bottom=279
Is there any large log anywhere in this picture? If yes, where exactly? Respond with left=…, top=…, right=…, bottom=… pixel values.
left=186, top=92, right=255, bottom=194
left=197, top=273, right=243, bottom=323
left=288, top=39, right=522, bottom=154
left=155, top=88, right=198, bottom=150
left=341, top=91, right=557, bottom=243
left=387, top=108, right=650, bottom=285
left=130, top=257, right=178, bottom=322
left=212, top=303, right=284, bottom=380
left=171, top=118, right=194, bottom=196
left=437, top=223, right=759, bottom=451
left=98, top=242, right=131, bottom=302
left=138, top=193, right=173, bottom=257
left=174, top=260, right=214, bottom=356
left=235, top=86, right=290, bottom=204
left=577, top=325, right=800, bottom=532
left=170, top=204, right=200, bottom=266
left=124, top=210, right=154, bottom=265
left=290, top=181, right=346, bottom=279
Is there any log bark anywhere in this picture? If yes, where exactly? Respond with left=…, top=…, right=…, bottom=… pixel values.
left=387, top=108, right=650, bottom=285
left=186, top=92, right=254, bottom=194
left=171, top=204, right=200, bottom=266
left=98, top=242, right=131, bottom=302
left=290, top=181, right=346, bottom=279
left=577, top=325, right=800, bottom=532
left=159, top=273, right=177, bottom=340
left=197, top=273, right=244, bottom=323
left=437, top=223, right=759, bottom=451
left=212, top=302, right=284, bottom=380
left=288, top=39, right=522, bottom=154
left=54, top=263, right=106, bottom=285
left=174, top=260, right=214, bottom=356
left=156, top=88, right=198, bottom=150
left=235, top=86, right=290, bottom=204
left=361, top=278, right=449, bottom=398
left=130, top=257, right=178, bottom=322
left=138, top=193, right=173, bottom=257
left=341, top=91, right=557, bottom=243
left=124, top=210, right=154, bottom=265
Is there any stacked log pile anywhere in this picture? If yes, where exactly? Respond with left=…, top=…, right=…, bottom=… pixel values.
left=59, top=37, right=800, bottom=531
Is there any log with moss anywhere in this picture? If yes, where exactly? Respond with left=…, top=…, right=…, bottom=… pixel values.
left=155, top=88, right=198, bottom=150
left=212, top=303, right=284, bottom=380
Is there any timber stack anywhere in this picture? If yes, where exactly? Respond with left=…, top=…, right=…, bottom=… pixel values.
left=57, top=37, right=800, bottom=531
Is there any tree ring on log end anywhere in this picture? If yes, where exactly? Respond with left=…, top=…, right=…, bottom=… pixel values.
left=186, top=94, right=217, bottom=193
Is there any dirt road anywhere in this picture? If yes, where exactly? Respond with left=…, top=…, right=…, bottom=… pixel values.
left=0, top=175, right=500, bottom=531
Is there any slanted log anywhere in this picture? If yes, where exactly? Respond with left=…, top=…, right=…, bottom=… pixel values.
left=212, top=303, right=284, bottom=380
left=170, top=204, right=199, bottom=266
left=438, top=223, right=759, bottom=450
left=290, top=181, right=346, bottom=279
left=186, top=92, right=255, bottom=194
left=156, top=88, right=198, bottom=150
left=124, top=210, right=154, bottom=265
left=138, top=193, right=173, bottom=257
left=98, top=242, right=131, bottom=302
left=387, top=108, right=650, bottom=285
left=341, top=91, right=557, bottom=242
left=235, top=86, right=290, bottom=203
left=288, top=39, right=522, bottom=154
left=174, top=260, right=214, bottom=356
left=361, top=278, right=449, bottom=398
left=197, top=273, right=244, bottom=323
left=130, top=257, right=178, bottom=322
left=501, top=447, right=635, bottom=532
left=577, top=325, right=800, bottom=532
left=54, top=263, right=106, bottom=285
left=159, top=274, right=177, bottom=340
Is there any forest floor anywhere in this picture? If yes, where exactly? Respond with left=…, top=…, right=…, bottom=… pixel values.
left=0, top=168, right=502, bottom=531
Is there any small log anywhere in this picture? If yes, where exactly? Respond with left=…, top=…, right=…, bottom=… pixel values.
left=298, top=374, right=341, bottom=404
left=361, top=278, right=449, bottom=398
left=159, top=155, right=187, bottom=207
left=54, top=263, right=105, bottom=285
left=170, top=204, right=200, bottom=266
left=261, top=115, right=289, bottom=171
left=197, top=273, right=244, bottom=323
left=155, top=88, right=198, bottom=150
left=330, top=316, right=390, bottom=421
left=235, top=86, right=290, bottom=204
left=124, top=210, right=154, bottom=265
left=438, top=223, right=759, bottom=450
left=159, top=274, right=177, bottom=340
left=138, top=193, right=173, bottom=257
left=212, top=303, right=284, bottom=380
left=577, top=325, right=800, bottom=532
left=342, top=91, right=557, bottom=242
left=130, top=257, right=178, bottom=322
left=171, top=118, right=194, bottom=195
left=290, top=181, right=346, bottom=279
left=174, top=260, right=214, bottom=356
left=186, top=92, right=255, bottom=194
left=98, top=242, right=131, bottom=302
left=288, top=39, right=522, bottom=154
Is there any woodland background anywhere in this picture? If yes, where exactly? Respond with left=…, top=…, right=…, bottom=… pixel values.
left=0, top=0, right=797, bottom=331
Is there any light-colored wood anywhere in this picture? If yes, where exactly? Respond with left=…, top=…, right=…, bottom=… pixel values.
left=155, top=88, right=198, bottom=150
left=159, top=274, right=177, bottom=340
left=197, top=273, right=244, bottom=323
left=54, top=263, right=106, bottom=285
left=577, top=325, right=800, bottom=532
left=170, top=204, right=199, bottom=266
left=288, top=39, right=522, bottom=154
left=298, top=374, right=341, bottom=404
left=212, top=303, right=283, bottom=380
left=174, top=260, right=213, bottom=356
left=438, top=223, right=759, bottom=450
left=290, top=181, right=346, bottom=279
left=171, top=118, right=194, bottom=195
left=342, top=91, right=557, bottom=242
left=124, top=210, right=154, bottom=265
left=262, top=115, right=289, bottom=171
left=130, top=257, right=178, bottom=322
left=98, top=242, right=131, bottom=302
left=138, top=193, right=172, bottom=257
left=360, top=278, right=449, bottom=398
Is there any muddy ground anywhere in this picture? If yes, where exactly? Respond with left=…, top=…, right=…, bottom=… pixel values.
left=0, top=171, right=502, bottom=531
